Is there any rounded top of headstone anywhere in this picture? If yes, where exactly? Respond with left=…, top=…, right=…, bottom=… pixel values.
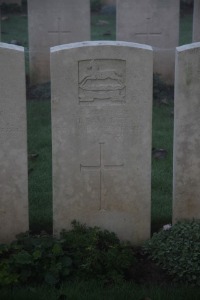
left=177, top=42, right=200, bottom=53
left=51, top=41, right=153, bottom=53
left=0, top=42, right=24, bottom=52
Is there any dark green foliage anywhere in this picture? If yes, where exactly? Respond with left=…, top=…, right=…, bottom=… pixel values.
left=60, top=221, right=135, bottom=283
left=27, top=82, right=51, bottom=101
left=180, top=0, right=194, bottom=16
left=144, top=220, right=200, bottom=285
left=153, top=73, right=174, bottom=103
left=0, top=222, right=135, bottom=286
left=90, top=0, right=102, bottom=12
left=0, top=3, right=21, bottom=13
left=0, top=233, right=72, bottom=286
left=101, top=4, right=116, bottom=15
left=0, top=0, right=27, bottom=13
left=181, top=0, right=193, bottom=6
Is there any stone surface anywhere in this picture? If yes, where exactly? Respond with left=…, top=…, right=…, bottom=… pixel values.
left=0, top=43, right=28, bottom=243
left=28, top=0, right=90, bottom=85
left=51, top=41, right=153, bottom=245
left=0, top=9, right=1, bottom=41
left=193, top=0, right=200, bottom=42
left=173, top=42, right=200, bottom=223
left=116, top=0, right=180, bottom=84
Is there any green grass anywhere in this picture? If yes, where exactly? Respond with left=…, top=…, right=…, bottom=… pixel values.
left=1, top=281, right=200, bottom=300
left=151, top=102, right=174, bottom=232
left=179, top=9, right=193, bottom=45
left=1, top=14, right=28, bottom=46
left=1, top=13, right=29, bottom=72
left=91, top=13, right=116, bottom=40
left=27, top=101, right=52, bottom=233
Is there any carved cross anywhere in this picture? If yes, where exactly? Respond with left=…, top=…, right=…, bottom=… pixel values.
left=80, top=142, right=124, bottom=210
left=48, top=17, right=71, bottom=45
left=135, top=17, right=162, bottom=44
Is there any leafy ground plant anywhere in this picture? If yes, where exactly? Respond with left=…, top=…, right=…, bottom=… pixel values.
left=60, top=221, right=135, bottom=283
left=0, top=232, right=72, bottom=286
left=0, top=221, right=135, bottom=287
left=144, top=220, right=200, bottom=285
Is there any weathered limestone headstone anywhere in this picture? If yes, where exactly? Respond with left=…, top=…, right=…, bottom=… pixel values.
left=116, top=0, right=180, bottom=83
left=28, top=0, right=90, bottom=85
left=173, top=42, right=200, bottom=223
left=51, top=41, right=153, bottom=245
left=0, top=43, right=28, bottom=243
left=0, top=8, right=1, bottom=41
left=193, top=0, right=200, bottom=42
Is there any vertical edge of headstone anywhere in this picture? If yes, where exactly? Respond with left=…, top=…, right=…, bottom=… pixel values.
left=0, top=43, right=29, bottom=243
left=193, top=0, right=200, bottom=42
left=173, top=42, right=200, bottom=223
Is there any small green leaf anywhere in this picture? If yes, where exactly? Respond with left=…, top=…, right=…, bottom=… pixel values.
left=33, top=250, right=42, bottom=260
left=52, top=244, right=63, bottom=256
left=45, top=273, right=58, bottom=285
left=13, top=251, right=32, bottom=265
left=61, top=257, right=72, bottom=267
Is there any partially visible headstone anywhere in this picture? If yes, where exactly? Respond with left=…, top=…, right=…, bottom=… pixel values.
left=193, top=0, right=200, bottom=42
left=0, top=43, right=28, bottom=243
left=28, top=0, right=90, bottom=85
left=51, top=41, right=153, bottom=245
left=0, top=9, right=1, bottom=41
left=173, top=42, right=200, bottom=223
left=116, top=0, right=180, bottom=84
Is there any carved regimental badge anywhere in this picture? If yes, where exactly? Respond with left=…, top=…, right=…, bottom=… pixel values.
left=78, top=59, right=126, bottom=104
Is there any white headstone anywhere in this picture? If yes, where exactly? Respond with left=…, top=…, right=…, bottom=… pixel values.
left=0, top=43, right=28, bottom=243
left=116, top=0, right=180, bottom=84
left=0, top=8, right=1, bottom=42
left=173, top=42, right=200, bottom=223
left=28, top=0, right=90, bottom=85
left=51, top=41, right=153, bottom=245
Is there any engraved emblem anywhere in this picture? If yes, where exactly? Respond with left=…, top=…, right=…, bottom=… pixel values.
left=78, top=59, right=126, bottom=104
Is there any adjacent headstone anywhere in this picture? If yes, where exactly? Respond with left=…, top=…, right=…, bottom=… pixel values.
left=51, top=41, right=153, bottom=245
left=116, top=0, right=180, bottom=84
left=173, top=42, right=200, bottom=223
left=0, top=8, right=1, bottom=41
left=0, top=43, right=28, bottom=243
left=28, top=0, right=90, bottom=85
left=193, top=0, right=200, bottom=42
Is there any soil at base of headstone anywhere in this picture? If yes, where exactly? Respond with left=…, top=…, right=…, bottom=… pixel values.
left=126, top=249, right=172, bottom=286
